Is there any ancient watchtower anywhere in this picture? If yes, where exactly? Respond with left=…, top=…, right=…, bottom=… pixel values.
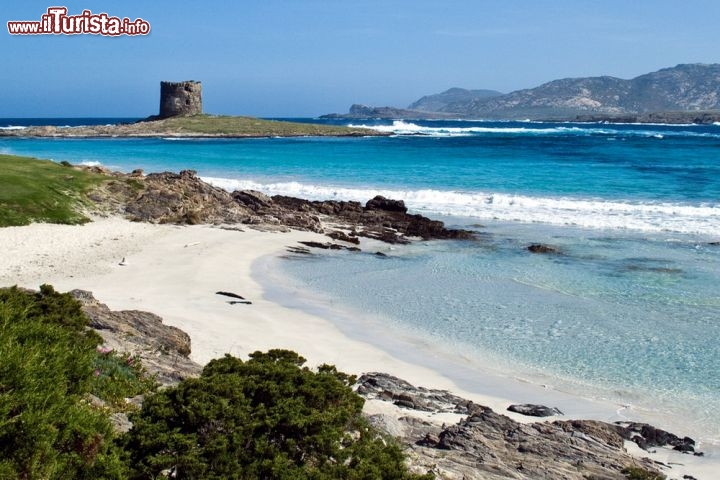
left=158, top=81, right=202, bottom=118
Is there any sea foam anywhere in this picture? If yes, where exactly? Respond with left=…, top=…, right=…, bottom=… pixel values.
left=349, top=120, right=720, bottom=139
left=203, top=176, right=720, bottom=236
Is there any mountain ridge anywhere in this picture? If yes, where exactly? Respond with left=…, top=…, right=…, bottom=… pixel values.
left=323, top=64, right=720, bottom=121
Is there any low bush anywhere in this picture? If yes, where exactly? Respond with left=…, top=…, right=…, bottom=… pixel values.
left=0, top=285, right=127, bottom=479
left=123, top=350, right=432, bottom=479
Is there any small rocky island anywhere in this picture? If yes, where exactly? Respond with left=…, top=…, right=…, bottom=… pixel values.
left=0, top=81, right=384, bottom=138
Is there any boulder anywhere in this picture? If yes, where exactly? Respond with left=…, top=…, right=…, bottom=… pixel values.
left=365, top=195, right=408, bottom=213
left=233, top=190, right=273, bottom=210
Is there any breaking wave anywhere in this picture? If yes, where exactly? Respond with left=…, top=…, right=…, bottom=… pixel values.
left=348, top=120, right=720, bottom=139
left=203, top=176, right=720, bottom=236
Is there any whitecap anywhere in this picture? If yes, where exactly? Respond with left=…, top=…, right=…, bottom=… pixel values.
left=202, top=176, right=720, bottom=236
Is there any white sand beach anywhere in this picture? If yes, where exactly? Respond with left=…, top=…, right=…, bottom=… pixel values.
left=0, top=217, right=716, bottom=479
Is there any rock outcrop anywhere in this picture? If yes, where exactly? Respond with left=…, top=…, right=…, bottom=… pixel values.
left=70, top=290, right=201, bottom=386
left=260, top=195, right=475, bottom=244
left=84, top=168, right=473, bottom=244
left=88, top=169, right=253, bottom=225
left=358, top=373, right=682, bottom=480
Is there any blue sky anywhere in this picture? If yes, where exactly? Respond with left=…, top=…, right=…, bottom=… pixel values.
left=2, top=0, right=719, bottom=117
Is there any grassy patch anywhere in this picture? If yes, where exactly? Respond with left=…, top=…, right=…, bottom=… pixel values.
left=146, top=114, right=376, bottom=136
left=0, top=154, right=107, bottom=227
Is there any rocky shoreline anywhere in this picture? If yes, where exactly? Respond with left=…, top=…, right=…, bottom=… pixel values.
left=54, top=165, right=712, bottom=479
left=72, top=290, right=698, bottom=480
left=85, top=167, right=475, bottom=246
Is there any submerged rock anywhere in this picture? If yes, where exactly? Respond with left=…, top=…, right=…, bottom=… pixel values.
left=527, top=243, right=560, bottom=254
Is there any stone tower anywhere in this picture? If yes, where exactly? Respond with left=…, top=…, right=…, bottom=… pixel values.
left=159, top=81, right=202, bottom=118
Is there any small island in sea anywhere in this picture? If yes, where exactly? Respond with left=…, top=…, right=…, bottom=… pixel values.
left=0, top=80, right=384, bottom=138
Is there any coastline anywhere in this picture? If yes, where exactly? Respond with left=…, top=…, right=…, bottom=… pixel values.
left=1, top=217, right=717, bottom=478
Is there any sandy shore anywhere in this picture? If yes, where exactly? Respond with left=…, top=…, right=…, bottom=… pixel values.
left=0, top=217, right=715, bottom=479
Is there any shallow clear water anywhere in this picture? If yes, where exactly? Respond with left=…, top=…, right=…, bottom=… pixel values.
left=270, top=222, right=720, bottom=441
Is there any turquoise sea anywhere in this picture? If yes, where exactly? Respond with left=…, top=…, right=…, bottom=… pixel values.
left=2, top=118, right=719, bottom=444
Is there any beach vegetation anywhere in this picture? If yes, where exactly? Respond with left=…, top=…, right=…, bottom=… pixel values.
left=0, top=285, right=132, bottom=479
left=0, top=285, right=431, bottom=479
left=0, top=154, right=106, bottom=226
left=122, top=350, right=432, bottom=479
left=621, top=466, right=667, bottom=480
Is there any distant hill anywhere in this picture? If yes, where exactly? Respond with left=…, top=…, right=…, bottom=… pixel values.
left=324, top=64, right=720, bottom=121
left=407, top=88, right=503, bottom=112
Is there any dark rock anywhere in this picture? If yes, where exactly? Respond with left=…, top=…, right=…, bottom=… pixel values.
left=357, top=373, right=486, bottom=415
left=216, top=291, right=245, bottom=300
left=233, top=190, right=273, bottom=210
left=327, top=230, right=360, bottom=244
left=527, top=243, right=560, bottom=254
left=365, top=195, right=408, bottom=213
left=299, top=241, right=343, bottom=250
left=297, top=240, right=360, bottom=252
left=507, top=403, right=563, bottom=417
left=615, top=422, right=698, bottom=454
left=130, top=168, right=144, bottom=177
left=271, top=194, right=474, bottom=243
left=374, top=251, right=387, bottom=257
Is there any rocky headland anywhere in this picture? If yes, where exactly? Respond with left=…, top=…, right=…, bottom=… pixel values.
left=85, top=166, right=474, bottom=246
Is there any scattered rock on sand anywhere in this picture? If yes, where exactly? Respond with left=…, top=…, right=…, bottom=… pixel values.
left=507, top=403, right=563, bottom=417
left=616, top=422, right=698, bottom=454
left=327, top=230, right=360, bottom=244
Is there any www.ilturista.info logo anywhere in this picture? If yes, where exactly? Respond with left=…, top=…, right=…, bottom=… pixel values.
left=7, top=7, right=150, bottom=36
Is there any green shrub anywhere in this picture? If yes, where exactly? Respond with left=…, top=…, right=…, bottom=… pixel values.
left=91, top=349, right=157, bottom=409
left=123, top=350, right=432, bottom=479
left=622, top=466, right=666, bottom=480
left=0, top=285, right=128, bottom=479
